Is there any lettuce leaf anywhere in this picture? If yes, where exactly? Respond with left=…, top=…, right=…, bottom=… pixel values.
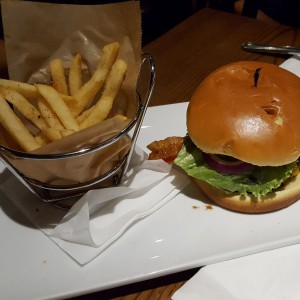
left=174, top=137, right=297, bottom=197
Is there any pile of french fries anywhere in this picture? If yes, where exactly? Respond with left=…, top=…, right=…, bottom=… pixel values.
left=0, top=42, right=128, bottom=152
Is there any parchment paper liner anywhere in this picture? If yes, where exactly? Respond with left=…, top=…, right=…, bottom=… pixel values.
left=0, top=1, right=144, bottom=196
left=1, top=116, right=132, bottom=185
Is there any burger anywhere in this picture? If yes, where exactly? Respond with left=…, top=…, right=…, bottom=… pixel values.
left=147, top=61, right=300, bottom=213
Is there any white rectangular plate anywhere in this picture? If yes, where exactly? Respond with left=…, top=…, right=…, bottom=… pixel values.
left=1, top=102, right=300, bottom=300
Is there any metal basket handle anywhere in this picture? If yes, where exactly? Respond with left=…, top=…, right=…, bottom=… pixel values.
left=118, top=53, right=156, bottom=183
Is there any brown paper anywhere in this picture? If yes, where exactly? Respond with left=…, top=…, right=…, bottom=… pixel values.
left=5, top=116, right=132, bottom=184
left=0, top=0, right=142, bottom=186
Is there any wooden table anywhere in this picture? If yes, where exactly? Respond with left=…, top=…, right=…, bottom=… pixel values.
left=142, top=8, right=300, bottom=108
left=70, top=8, right=300, bottom=300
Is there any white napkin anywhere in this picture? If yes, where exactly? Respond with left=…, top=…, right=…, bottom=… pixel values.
left=279, top=54, right=300, bottom=75
left=172, top=244, right=300, bottom=300
left=172, top=56, right=300, bottom=300
left=2, top=146, right=188, bottom=265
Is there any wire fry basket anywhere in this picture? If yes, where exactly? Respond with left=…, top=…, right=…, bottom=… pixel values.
left=0, top=54, right=155, bottom=209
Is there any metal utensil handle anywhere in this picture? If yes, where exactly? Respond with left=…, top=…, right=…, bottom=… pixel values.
left=242, top=42, right=300, bottom=55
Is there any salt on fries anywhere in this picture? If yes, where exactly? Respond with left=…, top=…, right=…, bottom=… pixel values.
left=0, top=94, right=40, bottom=151
left=35, top=84, right=80, bottom=132
left=0, top=42, right=128, bottom=152
left=0, top=78, right=39, bottom=100
left=79, top=59, right=127, bottom=129
left=69, top=53, right=83, bottom=96
left=37, top=97, right=65, bottom=130
left=72, top=42, right=120, bottom=117
left=50, top=58, right=69, bottom=95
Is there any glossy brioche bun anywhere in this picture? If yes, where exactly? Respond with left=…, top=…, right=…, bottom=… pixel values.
left=192, top=173, right=300, bottom=213
left=187, top=61, right=300, bottom=166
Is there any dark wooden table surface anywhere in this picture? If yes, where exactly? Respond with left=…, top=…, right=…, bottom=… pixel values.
left=75, top=8, right=300, bottom=300
left=142, top=8, right=299, bottom=108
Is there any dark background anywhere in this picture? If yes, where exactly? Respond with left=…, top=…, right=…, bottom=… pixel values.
left=1, top=0, right=300, bottom=46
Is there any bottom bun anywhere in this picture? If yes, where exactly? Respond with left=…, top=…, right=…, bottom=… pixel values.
left=192, top=174, right=300, bottom=213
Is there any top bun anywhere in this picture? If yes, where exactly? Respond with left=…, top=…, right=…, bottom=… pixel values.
left=187, top=61, right=300, bottom=166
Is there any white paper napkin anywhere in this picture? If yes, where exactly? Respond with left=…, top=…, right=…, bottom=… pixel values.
left=172, top=244, right=300, bottom=300
left=279, top=54, right=300, bottom=75
left=172, top=56, right=300, bottom=300
left=1, top=146, right=188, bottom=265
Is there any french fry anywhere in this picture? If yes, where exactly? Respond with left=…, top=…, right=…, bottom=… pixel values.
left=60, top=94, right=77, bottom=105
left=72, top=42, right=120, bottom=117
left=0, top=124, right=8, bottom=147
left=115, top=114, right=128, bottom=122
left=76, top=105, right=93, bottom=124
left=60, top=129, right=75, bottom=137
left=43, top=127, right=62, bottom=141
left=50, top=58, right=68, bottom=95
left=34, top=132, right=49, bottom=146
left=0, top=41, right=128, bottom=152
left=1, top=88, right=74, bottom=143
left=0, top=88, right=48, bottom=131
left=69, top=54, right=82, bottom=96
left=39, top=128, right=74, bottom=142
left=0, top=79, right=39, bottom=100
left=1, top=88, right=63, bottom=144
left=0, top=94, right=40, bottom=151
left=59, top=94, right=78, bottom=115
left=0, top=77, right=72, bottom=103
left=80, top=59, right=127, bottom=129
left=36, top=84, right=80, bottom=131
left=0, top=123, right=22, bottom=149
left=37, top=98, right=64, bottom=130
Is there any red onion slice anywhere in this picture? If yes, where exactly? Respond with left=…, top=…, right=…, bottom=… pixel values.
left=203, top=153, right=253, bottom=174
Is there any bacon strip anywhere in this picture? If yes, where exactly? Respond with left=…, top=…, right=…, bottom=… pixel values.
left=147, top=136, right=184, bottom=163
